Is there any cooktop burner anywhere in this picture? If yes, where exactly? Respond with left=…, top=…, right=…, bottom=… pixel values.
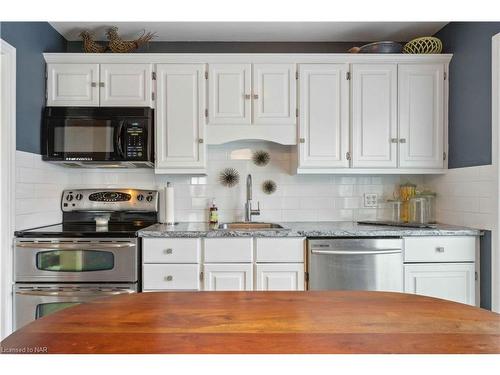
left=15, top=221, right=155, bottom=238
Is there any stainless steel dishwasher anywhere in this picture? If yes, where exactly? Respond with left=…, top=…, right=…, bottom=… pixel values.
left=308, top=238, right=403, bottom=292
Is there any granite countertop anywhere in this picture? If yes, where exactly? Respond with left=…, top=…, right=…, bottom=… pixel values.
left=137, top=221, right=481, bottom=238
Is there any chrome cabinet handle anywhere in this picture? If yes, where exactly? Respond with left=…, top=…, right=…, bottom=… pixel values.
left=198, top=138, right=204, bottom=144
left=99, top=82, right=105, bottom=88
left=299, top=138, right=305, bottom=143
left=164, top=275, right=173, bottom=281
left=436, top=247, right=445, bottom=253
left=164, top=248, right=173, bottom=255
left=253, top=94, right=259, bottom=99
left=399, top=138, right=407, bottom=143
left=244, top=94, right=251, bottom=99
left=391, top=138, right=398, bottom=143
left=91, top=82, right=97, bottom=87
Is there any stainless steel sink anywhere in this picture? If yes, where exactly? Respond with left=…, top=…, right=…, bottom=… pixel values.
left=217, top=222, right=284, bottom=230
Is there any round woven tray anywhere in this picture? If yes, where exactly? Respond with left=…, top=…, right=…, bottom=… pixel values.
left=403, top=37, right=443, bottom=54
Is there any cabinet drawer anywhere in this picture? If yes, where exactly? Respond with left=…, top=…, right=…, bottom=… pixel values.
left=256, top=238, right=305, bottom=262
left=204, top=238, right=253, bottom=263
left=143, top=238, right=200, bottom=263
left=143, top=264, right=200, bottom=290
left=404, top=236, right=476, bottom=263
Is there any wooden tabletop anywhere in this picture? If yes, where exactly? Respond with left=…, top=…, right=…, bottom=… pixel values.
left=2, top=291, right=500, bottom=354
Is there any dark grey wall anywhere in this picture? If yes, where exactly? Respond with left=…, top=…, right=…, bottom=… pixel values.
left=435, top=22, right=500, bottom=168
left=66, top=41, right=368, bottom=53
left=480, top=230, right=492, bottom=310
left=0, top=22, right=67, bottom=154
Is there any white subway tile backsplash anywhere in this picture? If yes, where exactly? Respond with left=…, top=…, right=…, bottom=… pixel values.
left=16, top=143, right=437, bottom=227
left=424, top=164, right=497, bottom=231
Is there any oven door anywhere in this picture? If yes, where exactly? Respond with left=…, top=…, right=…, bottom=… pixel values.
left=15, top=239, right=138, bottom=282
left=14, top=283, right=136, bottom=330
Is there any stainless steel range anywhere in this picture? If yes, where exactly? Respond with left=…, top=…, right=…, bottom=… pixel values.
left=14, top=188, right=158, bottom=330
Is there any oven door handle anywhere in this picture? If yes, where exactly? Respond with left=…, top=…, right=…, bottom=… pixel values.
left=16, top=242, right=135, bottom=250
left=311, top=249, right=401, bottom=255
left=15, top=289, right=135, bottom=297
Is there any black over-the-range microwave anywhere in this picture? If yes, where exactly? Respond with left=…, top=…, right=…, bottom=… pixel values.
left=42, top=107, right=154, bottom=168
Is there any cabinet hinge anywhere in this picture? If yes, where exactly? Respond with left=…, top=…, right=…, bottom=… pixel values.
left=152, top=71, right=156, bottom=80
left=295, top=71, right=299, bottom=80
left=444, top=72, right=447, bottom=80
left=475, top=271, right=478, bottom=281
left=200, top=271, right=204, bottom=281
left=296, top=108, right=299, bottom=117
left=443, top=152, right=446, bottom=161
left=305, top=272, right=309, bottom=282
left=151, top=92, right=155, bottom=101
left=205, top=109, right=208, bottom=118
left=346, top=71, right=351, bottom=80
left=346, top=151, right=351, bottom=161
left=205, top=71, right=208, bottom=80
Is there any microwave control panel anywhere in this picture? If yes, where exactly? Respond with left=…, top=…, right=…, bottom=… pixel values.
left=125, top=123, right=146, bottom=159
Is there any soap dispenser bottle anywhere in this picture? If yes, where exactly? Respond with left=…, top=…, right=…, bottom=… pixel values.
left=209, top=199, right=219, bottom=225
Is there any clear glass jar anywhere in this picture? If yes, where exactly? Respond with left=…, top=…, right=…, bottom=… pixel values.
left=377, top=200, right=402, bottom=223
left=409, top=193, right=436, bottom=224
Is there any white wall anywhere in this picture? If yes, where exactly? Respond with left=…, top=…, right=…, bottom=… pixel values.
left=15, top=142, right=425, bottom=229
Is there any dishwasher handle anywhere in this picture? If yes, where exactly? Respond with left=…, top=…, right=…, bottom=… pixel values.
left=311, top=249, right=402, bottom=255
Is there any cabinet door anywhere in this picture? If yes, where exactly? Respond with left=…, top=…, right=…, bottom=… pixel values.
left=208, top=64, right=251, bottom=125
left=204, top=263, right=253, bottom=291
left=100, top=64, right=152, bottom=107
left=256, top=263, right=305, bottom=291
left=399, top=64, right=444, bottom=168
left=404, top=263, right=475, bottom=305
left=253, top=64, right=296, bottom=125
left=155, top=64, right=206, bottom=170
left=298, top=64, right=349, bottom=168
left=352, top=64, right=398, bottom=168
left=47, top=63, right=99, bottom=106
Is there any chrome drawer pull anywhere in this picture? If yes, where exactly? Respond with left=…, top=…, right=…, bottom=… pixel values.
left=164, top=248, right=173, bottom=255
left=436, top=247, right=445, bottom=253
left=164, top=275, right=173, bottom=281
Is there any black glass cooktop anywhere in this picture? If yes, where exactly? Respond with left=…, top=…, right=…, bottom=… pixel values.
left=15, top=221, right=155, bottom=238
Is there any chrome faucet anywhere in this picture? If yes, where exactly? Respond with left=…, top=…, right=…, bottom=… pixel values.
left=244, top=174, right=260, bottom=222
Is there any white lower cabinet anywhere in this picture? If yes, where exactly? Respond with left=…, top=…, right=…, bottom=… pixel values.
left=142, top=237, right=305, bottom=292
left=143, top=264, right=200, bottom=291
left=256, top=263, right=305, bottom=291
left=204, top=263, right=253, bottom=291
left=404, top=263, right=475, bottom=306
left=403, top=236, right=477, bottom=306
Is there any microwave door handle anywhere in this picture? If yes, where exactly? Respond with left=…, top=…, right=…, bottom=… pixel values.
left=116, top=121, right=126, bottom=158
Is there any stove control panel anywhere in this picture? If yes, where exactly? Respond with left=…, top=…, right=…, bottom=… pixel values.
left=62, top=189, right=158, bottom=212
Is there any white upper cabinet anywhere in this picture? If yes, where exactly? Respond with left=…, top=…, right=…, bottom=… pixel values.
left=253, top=64, right=296, bottom=125
left=155, top=64, right=206, bottom=172
left=47, top=63, right=99, bottom=106
left=208, top=63, right=251, bottom=125
left=208, top=63, right=296, bottom=126
left=99, top=64, right=152, bottom=107
left=298, top=64, right=350, bottom=169
left=352, top=64, right=398, bottom=168
left=47, top=63, right=153, bottom=107
left=398, top=64, right=445, bottom=169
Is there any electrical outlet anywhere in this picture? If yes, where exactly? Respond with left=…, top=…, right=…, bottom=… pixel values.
left=364, top=193, right=378, bottom=208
